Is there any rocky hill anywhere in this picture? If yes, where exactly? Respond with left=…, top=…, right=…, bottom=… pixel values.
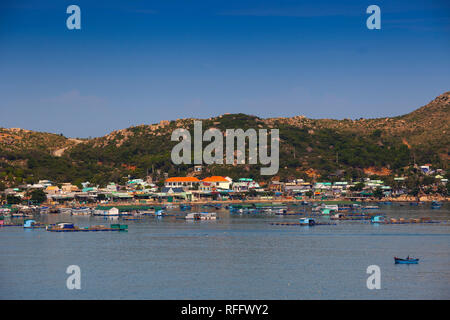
left=0, top=92, right=448, bottom=187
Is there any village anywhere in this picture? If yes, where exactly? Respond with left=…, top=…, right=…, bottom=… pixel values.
left=1, top=163, right=448, bottom=208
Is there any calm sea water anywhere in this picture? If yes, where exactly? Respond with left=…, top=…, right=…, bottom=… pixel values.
left=1, top=203, right=449, bottom=299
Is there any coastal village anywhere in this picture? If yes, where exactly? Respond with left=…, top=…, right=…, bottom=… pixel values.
left=1, top=163, right=448, bottom=209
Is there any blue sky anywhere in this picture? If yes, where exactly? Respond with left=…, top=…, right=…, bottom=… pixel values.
left=1, top=0, right=449, bottom=137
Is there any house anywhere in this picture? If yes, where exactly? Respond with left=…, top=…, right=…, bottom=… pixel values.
left=268, top=181, right=285, bottom=193
left=201, top=176, right=232, bottom=190
left=45, top=186, right=60, bottom=195
left=161, top=187, right=185, bottom=194
left=164, top=177, right=200, bottom=190
left=232, top=178, right=260, bottom=192
left=38, top=180, right=53, bottom=188
left=61, top=183, right=79, bottom=193
left=106, top=183, right=118, bottom=192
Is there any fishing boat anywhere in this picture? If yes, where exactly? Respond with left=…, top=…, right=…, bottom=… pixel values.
left=46, top=222, right=76, bottom=231
left=431, top=201, right=442, bottom=209
left=155, top=209, right=165, bottom=217
left=371, top=215, right=387, bottom=223
left=71, top=207, right=91, bottom=215
left=362, top=205, right=380, bottom=210
left=394, top=257, right=419, bottom=264
left=59, top=207, right=73, bottom=214
left=299, top=218, right=316, bottom=226
left=186, top=212, right=217, bottom=220
left=23, top=219, right=45, bottom=229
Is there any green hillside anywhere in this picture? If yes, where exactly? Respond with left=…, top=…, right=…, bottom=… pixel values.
left=0, top=92, right=448, bottom=188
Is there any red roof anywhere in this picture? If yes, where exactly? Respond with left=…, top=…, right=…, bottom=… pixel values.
left=202, top=176, right=229, bottom=182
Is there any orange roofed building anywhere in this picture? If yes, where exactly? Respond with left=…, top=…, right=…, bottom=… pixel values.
left=164, top=177, right=200, bottom=190
left=201, top=176, right=232, bottom=190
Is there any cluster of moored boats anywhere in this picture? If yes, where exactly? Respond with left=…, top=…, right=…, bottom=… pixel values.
left=0, top=200, right=445, bottom=231
left=0, top=219, right=129, bottom=232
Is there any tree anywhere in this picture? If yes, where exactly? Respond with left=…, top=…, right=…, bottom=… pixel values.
left=30, top=189, right=47, bottom=204
left=409, top=187, right=420, bottom=197
left=7, top=195, right=21, bottom=204
left=350, top=182, right=364, bottom=192
left=373, top=187, right=384, bottom=199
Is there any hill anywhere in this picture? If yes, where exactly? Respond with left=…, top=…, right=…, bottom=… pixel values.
left=0, top=92, right=448, bottom=188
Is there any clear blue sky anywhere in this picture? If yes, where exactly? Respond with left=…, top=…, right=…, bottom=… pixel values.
left=1, top=0, right=449, bottom=138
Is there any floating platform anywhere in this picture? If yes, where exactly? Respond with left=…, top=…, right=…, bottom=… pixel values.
left=121, top=216, right=145, bottom=220
left=270, top=222, right=336, bottom=226
left=46, top=223, right=128, bottom=232
left=331, top=215, right=374, bottom=221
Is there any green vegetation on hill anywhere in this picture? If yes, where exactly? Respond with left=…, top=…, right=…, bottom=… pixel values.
left=0, top=92, right=448, bottom=187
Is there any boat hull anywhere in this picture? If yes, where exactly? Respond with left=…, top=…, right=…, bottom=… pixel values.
left=394, top=258, right=419, bottom=264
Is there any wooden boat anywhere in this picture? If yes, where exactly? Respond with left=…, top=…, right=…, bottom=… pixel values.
left=394, top=257, right=419, bottom=264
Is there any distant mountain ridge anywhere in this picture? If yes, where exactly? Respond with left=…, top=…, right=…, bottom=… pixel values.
left=0, top=91, right=448, bottom=187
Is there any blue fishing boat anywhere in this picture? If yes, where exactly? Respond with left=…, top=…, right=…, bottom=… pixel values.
left=394, top=256, right=419, bottom=264
left=299, top=218, right=315, bottom=226
left=431, top=201, right=442, bottom=209
left=371, top=215, right=386, bottom=223
left=23, top=219, right=44, bottom=228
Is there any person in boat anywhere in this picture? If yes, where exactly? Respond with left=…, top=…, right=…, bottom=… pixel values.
left=406, top=255, right=410, bottom=260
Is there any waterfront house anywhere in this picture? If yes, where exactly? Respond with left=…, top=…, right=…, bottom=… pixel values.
left=164, top=177, right=200, bottom=190
left=232, top=178, right=260, bottom=192
left=201, top=176, right=232, bottom=190
left=158, top=187, right=193, bottom=202
left=93, top=207, right=120, bottom=216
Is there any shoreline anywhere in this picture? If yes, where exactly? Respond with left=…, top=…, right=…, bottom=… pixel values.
left=46, top=196, right=448, bottom=209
